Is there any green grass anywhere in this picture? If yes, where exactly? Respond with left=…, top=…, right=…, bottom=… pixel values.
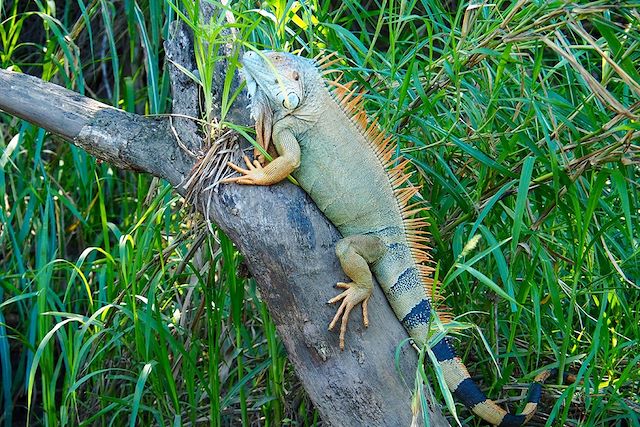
left=1, top=1, right=639, bottom=426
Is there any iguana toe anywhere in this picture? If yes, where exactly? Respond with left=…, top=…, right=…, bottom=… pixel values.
left=253, top=148, right=268, bottom=166
left=327, top=282, right=372, bottom=350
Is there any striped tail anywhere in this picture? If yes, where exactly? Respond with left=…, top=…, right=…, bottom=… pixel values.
left=373, top=242, right=556, bottom=426
left=371, top=231, right=561, bottom=426
left=430, top=338, right=559, bottom=426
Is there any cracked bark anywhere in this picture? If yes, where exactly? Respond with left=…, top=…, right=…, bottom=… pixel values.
left=0, top=16, right=449, bottom=427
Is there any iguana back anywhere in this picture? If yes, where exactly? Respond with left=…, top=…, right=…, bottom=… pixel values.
left=224, top=50, right=556, bottom=427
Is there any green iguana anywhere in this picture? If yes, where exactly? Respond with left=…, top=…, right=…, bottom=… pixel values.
left=223, top=50, right=556, bottom=426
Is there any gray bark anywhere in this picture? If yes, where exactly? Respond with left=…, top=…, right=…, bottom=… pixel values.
left=0, top=19, right=449, bottom=427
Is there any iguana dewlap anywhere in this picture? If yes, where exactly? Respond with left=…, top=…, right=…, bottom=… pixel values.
left=224, top=50, right=552, bottom=427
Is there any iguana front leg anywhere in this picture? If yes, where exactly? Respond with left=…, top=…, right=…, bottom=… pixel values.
left=329, top=235, right=386, bottom=349
left=223, top=127, right=300, bottom=185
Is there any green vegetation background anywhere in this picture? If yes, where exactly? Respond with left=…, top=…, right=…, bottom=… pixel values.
left=0, top=0, right=638, bottom=426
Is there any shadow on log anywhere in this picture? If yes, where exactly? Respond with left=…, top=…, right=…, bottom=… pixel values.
left=0, top=10, right=449, bottom=427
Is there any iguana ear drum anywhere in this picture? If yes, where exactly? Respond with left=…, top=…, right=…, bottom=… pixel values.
left=280, top=92, right=300, bottom=109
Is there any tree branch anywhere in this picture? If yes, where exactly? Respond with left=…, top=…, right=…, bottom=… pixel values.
left=0, top=22, right=449, bottom=426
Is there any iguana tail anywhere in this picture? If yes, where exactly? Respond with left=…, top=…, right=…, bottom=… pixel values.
left=431, top=338, right=560, bottom=426
left=370, top=238, right=559, bottom=426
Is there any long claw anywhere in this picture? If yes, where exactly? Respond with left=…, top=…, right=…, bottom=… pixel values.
left=328, top=292, right=347, bottom=304
left=243, top=155, right=254, bottom=169
left=340, top=305, right=354, bottom=350
left=328, top=300, right=347, bottom=331
left=227, top=161, right=249, bottom=174
left=220, top=176, right=240, bottom=184
left=362, top=298, right=369, bottom=327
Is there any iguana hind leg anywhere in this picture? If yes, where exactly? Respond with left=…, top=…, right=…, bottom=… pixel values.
left=328, top=235, right=386, bottom=349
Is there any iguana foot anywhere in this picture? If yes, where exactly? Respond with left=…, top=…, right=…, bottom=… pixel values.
left=328, top=235, right=385, bottom=350
left=222, top=156, right=267, bottom=185
left=328, top=282, right=372, bottom=350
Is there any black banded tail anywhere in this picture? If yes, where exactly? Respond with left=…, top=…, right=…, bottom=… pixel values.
left=431, top=338, right=562, bottom=426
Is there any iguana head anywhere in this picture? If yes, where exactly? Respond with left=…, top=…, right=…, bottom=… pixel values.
left=242, top=50, right=319, bottom=113
left=241, top=50, right=322, bottom=153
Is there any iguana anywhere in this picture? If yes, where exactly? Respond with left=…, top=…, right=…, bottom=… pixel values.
left=223, top=50, right=555, bottom=426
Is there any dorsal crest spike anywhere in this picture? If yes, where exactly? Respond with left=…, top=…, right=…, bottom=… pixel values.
left=314, top=50, right=337, bottom=63
left=326, top=73, right=345, bottom=86
left=315, top=51, right=341, bottom=70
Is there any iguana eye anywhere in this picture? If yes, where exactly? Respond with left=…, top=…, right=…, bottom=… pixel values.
left=292, top=71, right=300, bottom=81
